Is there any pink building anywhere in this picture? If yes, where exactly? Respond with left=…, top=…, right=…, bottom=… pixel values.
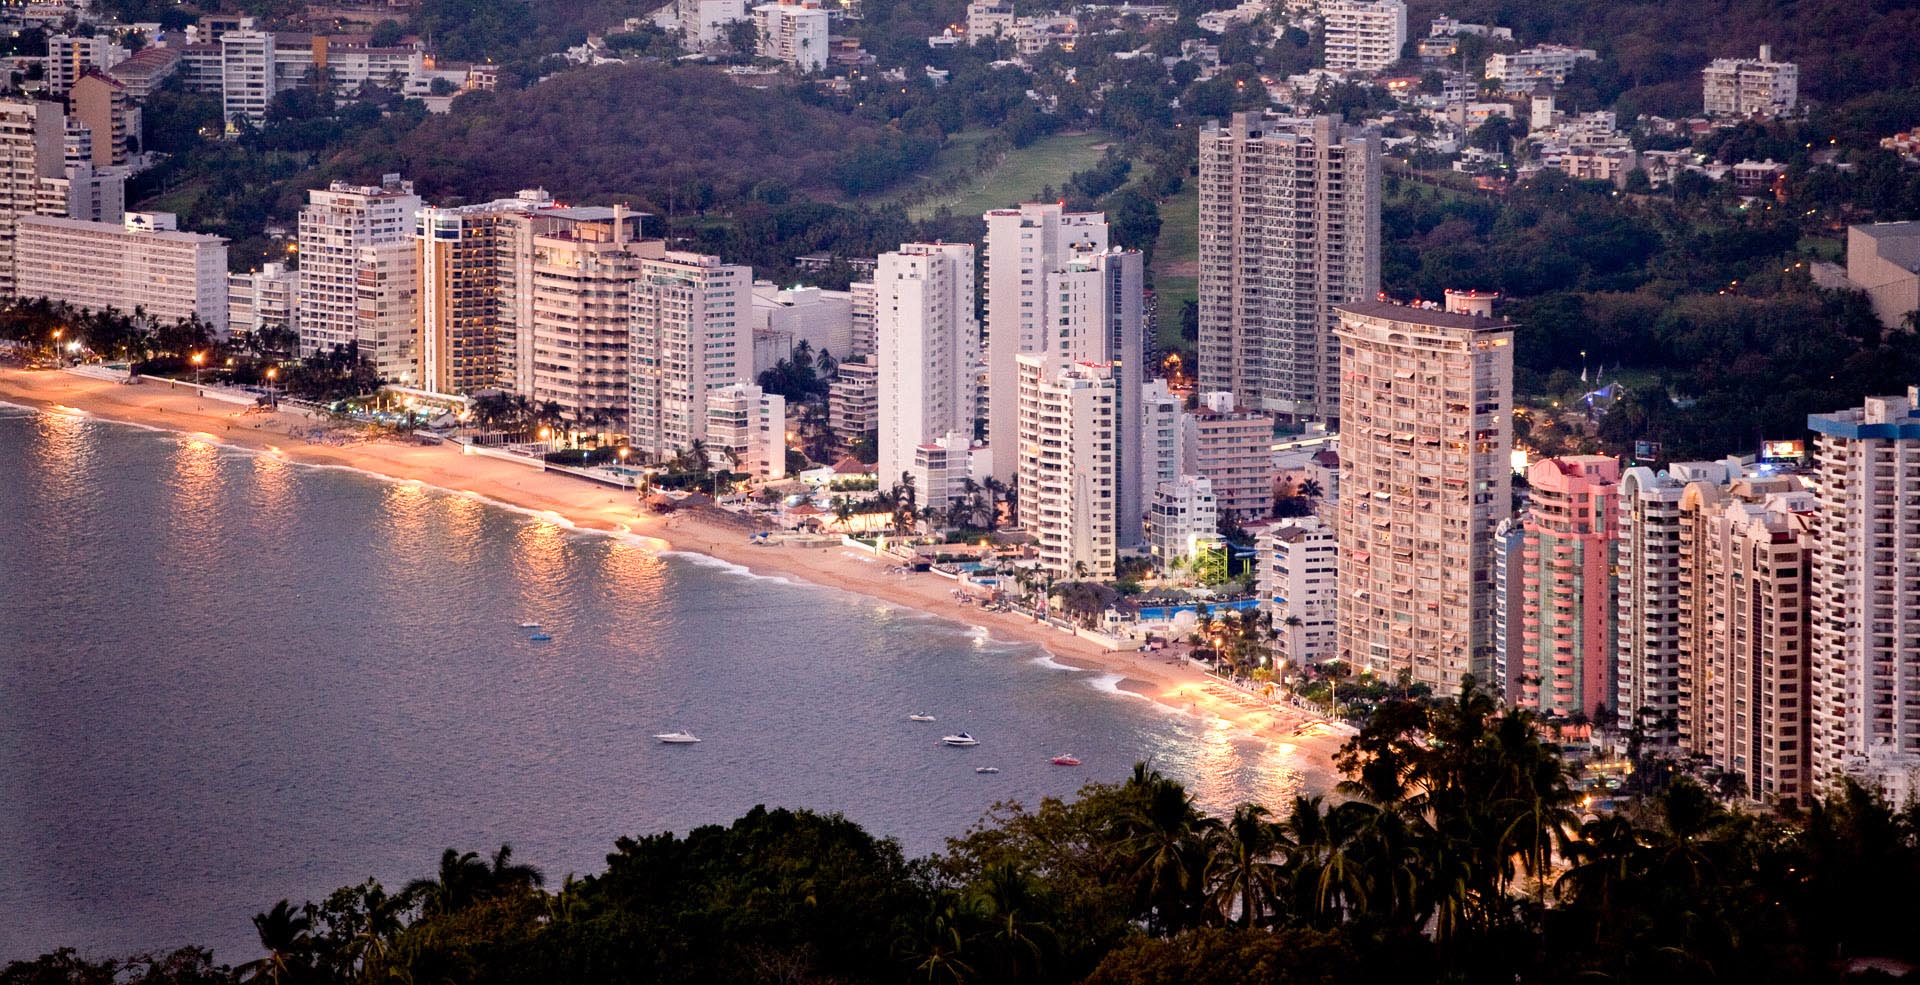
left=1516, top=456, right=1620, bottom=718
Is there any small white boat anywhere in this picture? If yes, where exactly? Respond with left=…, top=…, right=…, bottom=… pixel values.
left=654, top=732, right=701, bottom=744
left=518, top=621, right=542, bottom=629
left=1050, top=754, right=1081, bottom=767
left=942, top=732, right=978, bottom=747
left=908, top=713, right=937, bottom=722
left=974, top=766, right=1000, bottom=774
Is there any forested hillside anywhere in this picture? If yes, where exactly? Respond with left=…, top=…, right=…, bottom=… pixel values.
left=325, top=63, right=936, bottom=208
left=1406, top=0, right=1920, bottom=116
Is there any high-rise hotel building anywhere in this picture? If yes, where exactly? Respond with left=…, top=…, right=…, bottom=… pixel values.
left=297, top=176, right=421, bottom=373
left=875, top=242, right=978, bottom=503
left=414, top=190, right=557, bottom=394
left=1808, top=386, right=1920, bottom=796
left=628, top=251, right=751, bottom=462
left=1017, top=356, right=1119, bottom=579
left=1333, top=291, right=1513, bottom=690
left=1198, top=112, right=1379, bottom=424
left=1512, top=455, right=1620, bottom=717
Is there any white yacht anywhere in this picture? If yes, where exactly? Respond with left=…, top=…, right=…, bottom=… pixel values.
left=908, top=713, right=936, bottom=722
left=654, top=732, right=701, bottom=744
left=941, top=732, right=978, bottom=747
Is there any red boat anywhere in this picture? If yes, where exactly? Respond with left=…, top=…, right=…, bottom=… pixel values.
left=1050, top=755, right=1081, bottom=766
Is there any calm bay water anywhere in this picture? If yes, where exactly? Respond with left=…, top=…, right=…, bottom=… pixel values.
left=0, top=404, right=1324, bottom=962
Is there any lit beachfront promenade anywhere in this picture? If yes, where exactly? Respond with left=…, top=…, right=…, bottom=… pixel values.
left=0, top=365, right=1347, bottom=771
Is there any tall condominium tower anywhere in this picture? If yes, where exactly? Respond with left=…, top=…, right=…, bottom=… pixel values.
left=1512, top=456, right=1619, bottom=717
left=1615, top=459, right=1739, bottom=747
left=1333, top=291, right=1513, bottom=690
left=498, top=206, right=662, bottom=422
left=414, top=190, right=556, bottom=395
left=983, top=202, right=1108, bottom=481
left=1198, top=112, right=1380, bottom=424
left=1017, top=355, right=1118, bottom=579
left=0, top=99, right=69, bottom=296
left=628, top=251, right=751, bottom=462
left=1320, top=0, right=1407, bottom=73
left=1808, top=386, right=1920, bottom=796
left=297, top=176, right=421, bottom=369
left=1677, top=477, right=1817, bottom=805
left=875, top=242, right=978, bottom=501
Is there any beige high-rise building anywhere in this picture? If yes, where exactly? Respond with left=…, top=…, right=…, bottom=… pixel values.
left=415, top=191, right=557, bottom=395
left=1676, top=476, right=1816, bottom=805
left=1333, top=291, right=1513, bottom=690
left=69, top=72, right=129, bottom=168
left=353, top=239, right=419, bottom=384
left=1017, top=355, right=1119, bottom=579
left=1179, top=391, right=1274, bottom=521
left=297, top=176, right=421, bottom=367
left=628, top=250, right=751, bottom=462
left=1808, top=386, right=1920, bottom=798
left=1615, top=459, right=1741, bottom=748
left=497, top=206, right=663, bottom=424
left=0, top=99, right=70, bottom=297
left=1198, top=112, right=1380, bottom=424
left=1321, top=0, right=1406, bottom=73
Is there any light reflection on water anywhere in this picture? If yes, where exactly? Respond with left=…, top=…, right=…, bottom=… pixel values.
left=0, top=411, right=1325, bottom=962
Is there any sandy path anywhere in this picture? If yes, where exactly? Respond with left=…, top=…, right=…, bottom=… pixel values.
left=0, top=368, right=1347, bottom=779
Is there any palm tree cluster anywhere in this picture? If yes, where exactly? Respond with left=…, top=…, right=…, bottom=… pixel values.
left=1188, top=606, right=1277, bottom=678
left=12, top=692, right=1920, bottom=985
left=0, top=298, right=216, bottom=366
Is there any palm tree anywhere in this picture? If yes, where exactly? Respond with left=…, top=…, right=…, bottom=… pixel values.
left=237, top=899, right=311, bottom=985
left=970, top=863, right=1055, bottom=983
left=1205, top=803, right=1284, bottom=928
left=1298, top=477, right=1324, bottom=499
left=405, top=848, right=492, bottom=916
left=900, top=892, right=974, bottom=984
left=1120, top=767, right=1219, bottom=933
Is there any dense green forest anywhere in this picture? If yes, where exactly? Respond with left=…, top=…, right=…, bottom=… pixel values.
left=9, top=684, right=1920, bottom=985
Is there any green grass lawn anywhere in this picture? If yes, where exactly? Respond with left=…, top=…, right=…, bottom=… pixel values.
left=1150, top=183, right=1199, bottom=357
left=894, top=131, right=1112, bottom=220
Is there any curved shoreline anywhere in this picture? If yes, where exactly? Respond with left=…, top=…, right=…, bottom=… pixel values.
left=0, top=368, right=1344, bottom=785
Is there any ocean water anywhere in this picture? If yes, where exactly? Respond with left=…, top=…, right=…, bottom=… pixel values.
left=0, top=404, right=1332, bottom=961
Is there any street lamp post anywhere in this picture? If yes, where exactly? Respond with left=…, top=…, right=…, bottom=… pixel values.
left=191, top=351, right=205, bottom=387
left=265, top=366, right=279, bottom=407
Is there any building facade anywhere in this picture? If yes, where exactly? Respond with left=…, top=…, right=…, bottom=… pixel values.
left=828, top=355, right=878, bottom=444
left=874, top=242, right=977, bottom=498
left=1261, top=515, right=1339, bottom=670
left=1512, top=455, right=1620, bottom=717
left=706, top=381, right=786, bottom=479
left=13, top=211, right=227, bottom=324
left=1179, top=391, right=1274, bottom=520
left=296, top=176, right=420, bottom=366
left=1016, top=356, right=1118, bottom=579
left=1146, top=474, right=1217, bottom=567
left=1808, top=387, right=1920, bottom=797
left=1703, top=45, right=1798, bottom=118
left=753, top=0, right=829, bottom=71
left=227, top=262, right=298, bottom=340
left=628, top=250, right=752, bottom=462
left=0, top=99, right=69, bottom=296
left=415, top=191, right=557, bottom=395
left=1333, top=292, right=1513, bottom=690
left=1320, top=0, right=1405, bottom=73
left=1198, top=112, right=1380, bottom=423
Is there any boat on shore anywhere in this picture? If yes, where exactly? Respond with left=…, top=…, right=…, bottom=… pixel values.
left=1050, top=754, right=1081, bottom=766
left=941, top=732, right=978, bottom=747
left=654, top=732, right=700, bottom=744
left=908, top=713, right=936, bottom=722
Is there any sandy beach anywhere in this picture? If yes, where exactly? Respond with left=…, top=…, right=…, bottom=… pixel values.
left=0, top=366, right=1346, bottom=782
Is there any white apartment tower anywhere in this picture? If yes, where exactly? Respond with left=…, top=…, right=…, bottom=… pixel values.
left=983, top=202, right=1109, bottom=480
left=14, top=212, right=228, bottom=326
left=1146, top=474, right=1217, bottom=566
left=228, top=262, right=298, bottom=340
left=1261, top=515, right=1340, bottom=670
left=629, top=251, right=752, bottom=463
left=0, top=99, right=68, bottom=297
left=753, top=0, right=830, bottom=71
left=1320, top=0, right=1406, bottom=73
left=219, top=30, right=275, bottom=130
left=296, top=176, right=421, bottom=370
left=1199, top=112, right=1381, bottom=423
left=1333, top=291, right=1514, bottom=690
left=875, top=242, right=978, bottom=499
left=1808, top=386, right=1920, bottom=797
left=705, top=382, right=786, bottom=479
left=47, top=35, right=127, bottom=98
left=1017, top=356, right=1119, bottom=579
left=1703, top=45, right=1799, bottom=118
left=1141, top=378, right=1182, bottom=500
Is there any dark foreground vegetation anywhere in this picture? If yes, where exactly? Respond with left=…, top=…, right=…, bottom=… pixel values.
left=10, top=683, right=1920, bottom=985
